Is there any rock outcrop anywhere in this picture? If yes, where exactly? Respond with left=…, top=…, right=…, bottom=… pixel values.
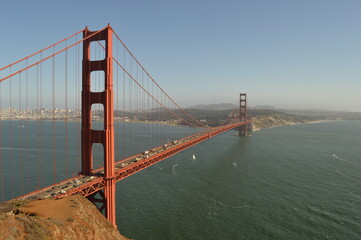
left=0, top=195, right=131, bottom=240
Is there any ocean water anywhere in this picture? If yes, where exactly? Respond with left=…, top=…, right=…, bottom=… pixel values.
left=116, top=121, right=361, bottom=240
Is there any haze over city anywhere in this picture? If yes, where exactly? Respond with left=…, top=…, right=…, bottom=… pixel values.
left=1, top=0, right=360, bottom=111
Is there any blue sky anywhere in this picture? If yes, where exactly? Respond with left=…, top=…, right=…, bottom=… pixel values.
left=1, top=0, right=360, bottom=111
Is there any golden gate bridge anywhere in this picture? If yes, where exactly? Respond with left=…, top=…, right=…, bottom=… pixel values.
left=0, top=25, right=252, bottom=227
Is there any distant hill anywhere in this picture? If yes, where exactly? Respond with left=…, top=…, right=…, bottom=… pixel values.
left=249, top=109, right=283, bottom=117
left=251, top=105, right=277, bottom=110
left=188, top=103, right=237, bottom=110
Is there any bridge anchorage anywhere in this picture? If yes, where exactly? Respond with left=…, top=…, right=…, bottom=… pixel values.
left=0, top=24, right=253, bottom=229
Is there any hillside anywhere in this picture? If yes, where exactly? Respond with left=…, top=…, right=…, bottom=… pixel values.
left=189, top=103, right=237, bottom=110
left=252, top=113, right=311, bottom=130
left=0, top=195, right=130, bottom=240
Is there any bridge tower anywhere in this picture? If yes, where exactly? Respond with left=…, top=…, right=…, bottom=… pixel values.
left=239, top=93, right=248, bottom=136
left=81, top=25, right=116, bottom=227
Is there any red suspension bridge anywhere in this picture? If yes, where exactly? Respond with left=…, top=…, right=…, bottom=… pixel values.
left=0, top=25, right=252, bottom=227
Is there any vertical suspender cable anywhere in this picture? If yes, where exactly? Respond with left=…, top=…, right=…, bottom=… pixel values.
left=146, top=74, right=148, bottom=148
left=65, top=41, right=69, bottom=178
left=142, top=68, right=145, bottom=150
left=153, top=85, right=161, bottom=145
left=25, top=59, right=29, bottom=192
left=161, top=92, right=163, bottom=143
left=9, top=67, right=13, bottom=198
left=136, top=64, right=139, bottom=151
left=141, top=70, right=143, bottom=149
left=19, top=72, right=23, bottom=195
left=136, top=63, right=139, bottom=151
left=151, top=76, right=154, bottom=148
left=52, top=47, right=56, bottom=183
left=134, top=61, right=137, bottom=152
left=131, top=56, right=134, bottom=153
left=123, top=47, right=126, bottom=158
left=36, top=64, right=40, bottom=190
left=40, top=52, right=43, bottom=189
left=148, top=75, right=156, bottom=147
left=115, top=37, right=119, bottom=160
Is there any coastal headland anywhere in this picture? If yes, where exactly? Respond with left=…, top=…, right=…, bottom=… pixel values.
left=0, top=195, right=131, bottom=240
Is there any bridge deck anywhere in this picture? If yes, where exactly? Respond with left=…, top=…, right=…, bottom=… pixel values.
left=15, top=121, right=251, bottom=201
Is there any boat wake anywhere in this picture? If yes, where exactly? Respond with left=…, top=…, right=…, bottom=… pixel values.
left=332, top=154, right=350, bottom=163
left=172, top=164, right=178, bottom=175
left=335, top=169, right=361, bottom=183
left=232, top=204, right=260, bottom=210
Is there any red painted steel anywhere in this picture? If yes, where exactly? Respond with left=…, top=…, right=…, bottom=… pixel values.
left=81, top=25, right=116, bottom=227
left=54, top=120, right=252, bottom=199
left=239, top=93, right=248, bottom=136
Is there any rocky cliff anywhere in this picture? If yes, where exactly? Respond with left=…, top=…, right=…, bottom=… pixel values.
left=0, top=195, right=131, bottom=240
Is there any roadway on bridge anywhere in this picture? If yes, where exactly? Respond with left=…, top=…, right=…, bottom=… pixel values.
left=17, top=121, right=250, bottom=201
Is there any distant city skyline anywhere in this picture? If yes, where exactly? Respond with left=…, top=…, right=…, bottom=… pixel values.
left=1, top=0, right=360, bottom=112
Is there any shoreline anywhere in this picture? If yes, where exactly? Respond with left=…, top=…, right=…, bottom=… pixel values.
left=306, top=119, right=342, bottom=124
left=0, top=118, right=182, bottom=127
left=252, top=119, right=342, bottom=132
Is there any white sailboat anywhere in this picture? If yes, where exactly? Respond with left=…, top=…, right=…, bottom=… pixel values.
left=192, top=154, right=196, bottom=160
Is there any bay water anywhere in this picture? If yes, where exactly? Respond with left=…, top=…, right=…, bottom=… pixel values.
left=117, top=121, right=361, bottom=240
left=1, top=120, right=360, bottom=239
